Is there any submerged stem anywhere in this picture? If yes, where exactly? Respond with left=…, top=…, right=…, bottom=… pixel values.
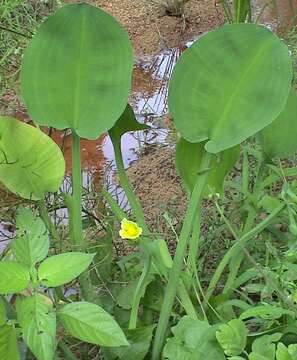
left=151, top=151, right=212, bottom=360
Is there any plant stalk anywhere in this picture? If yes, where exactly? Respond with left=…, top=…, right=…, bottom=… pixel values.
left=151, top=151, right=212, bottom=360
left=70, top=131, right=93, bottom=301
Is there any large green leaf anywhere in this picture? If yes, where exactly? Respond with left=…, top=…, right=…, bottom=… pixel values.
left=260, top=88, right=297, bottom=159
left=38, top=252, right=95, bottom=287
left=169, top=24, right=292, bottom=153
left=0, top=117, right=65, bottom=200
left=0, top=261, right=30, bottom=294
left=0, top=324, right=20, bottom=360
left=0, top=297, right=6, bottom=326
left=11, top=208, right=49, bottom=267
left=58, top=301, right=129, bottom=347
left=216, top=319, right=247, bottom=356
left=21, top=3, right=133, bottom=139
left=175, top=138, right=239, bottom=196
left=163, top=316, right=225, bottom=359
left=16, top=294, right=56, bottom=360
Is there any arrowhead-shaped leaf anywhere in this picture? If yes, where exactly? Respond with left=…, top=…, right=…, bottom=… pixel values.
left=11, top=208, right=49, bottom=267
left=21, top=3, right=133, bottom=139
left=169, top=24, right=292, bottom=153
left=38, top=252, right=95, bottom=287
left=109, top=104, right=150, bottom=144
left=16, top=294, right=56, bottom=360
left=58, top=301, right=129, bottom=347
left=0, top=117, right=65, bottom=200
left=0, top=261, right=30, bottom=294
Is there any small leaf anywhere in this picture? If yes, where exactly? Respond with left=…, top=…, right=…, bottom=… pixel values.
left=58, top=301, right=129, bottom=347
left=16, top=294, right=56, bottom=360
left=0, top=117, right=65, bottom=200
left=276, top=342, right=297, bottom=360
left=175, top=138, right=239, bottom=196
left=109, top=104, right=150, bottom=144
left=239, top=305, right=294, bottom=320
left=11, top=208, right=49, bottom=267
left=216, top=319, right=247, bottom=356
left=249, top=333, right=282, bottom=360
left=163, top=316, right=225, bottom=359
left=0, top=324, right=20, bottom=360
left=0, top=261, right=30, bottom=294
left=38, top=252, right=95, bottom=287
left=105, top=325, right=156, bottom=360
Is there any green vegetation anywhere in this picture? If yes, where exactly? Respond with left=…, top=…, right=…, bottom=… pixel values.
left=1, top=1, right=297, bottom=360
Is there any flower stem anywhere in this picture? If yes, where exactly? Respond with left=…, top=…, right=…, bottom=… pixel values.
left=151, top=150, right=212, bottom=360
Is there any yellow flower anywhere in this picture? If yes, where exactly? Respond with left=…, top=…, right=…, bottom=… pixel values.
left=119, top=218, right=143, bottom=240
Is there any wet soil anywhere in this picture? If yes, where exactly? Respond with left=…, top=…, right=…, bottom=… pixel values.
left=65, top=0, right=224, bottom=55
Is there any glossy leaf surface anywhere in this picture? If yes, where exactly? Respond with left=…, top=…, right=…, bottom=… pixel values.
left=169, top=24, right=292, bottom=153
left=0, top=117, right=65, bottom=200
left=58, top=301, right=129, bottom=346
left=21, top=3, right=133, bottom=139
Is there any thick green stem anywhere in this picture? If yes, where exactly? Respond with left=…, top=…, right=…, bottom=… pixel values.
left=204, top=203, right=285, bottom=304
left=113, top=140, right=148, bottom=232
left=129, top=255, right=152, bottom=329
left=187, top=203, right=201, bottom=276
left=151, top=151, right=212, bottom=360
left=70, top=132, right=93, bottom=301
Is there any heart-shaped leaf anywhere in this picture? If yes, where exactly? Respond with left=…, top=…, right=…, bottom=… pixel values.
left=260, top=88, right=297, bottom=159
left=16, top=294, right=56, bottom=360
left=169, top=24, right=292, bottom=153
left=175, top=138, right=239, bottom=196
left=58, top=301, right=129, bottom=347
left=38, top=252, right=95, bottom=287
left=21, top=3, right=133, bottom=139
left=11, top=208, right=49, bottom=267
left=0, top=117, right=65, bottom=200
left=0, top=261, right=30, bottom=294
